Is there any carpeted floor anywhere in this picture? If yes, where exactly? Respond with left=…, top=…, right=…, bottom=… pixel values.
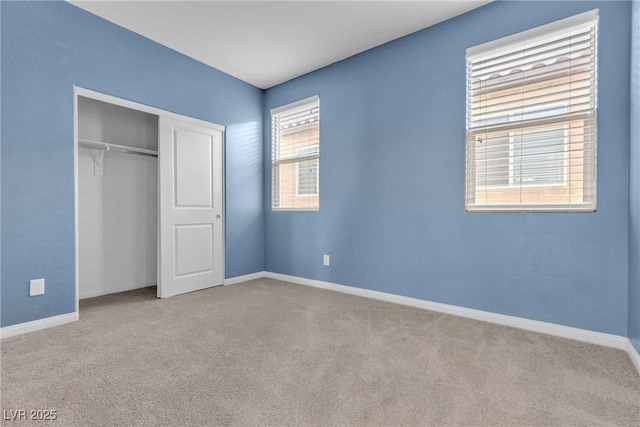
left=1, top=278, right=638, bottom=426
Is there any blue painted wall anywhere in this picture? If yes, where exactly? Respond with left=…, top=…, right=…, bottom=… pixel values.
left=1, top=2, right=264, bottom=327
left=264, top=1, right=632, bottom=336
left=630, top=0, right=640, bottom=353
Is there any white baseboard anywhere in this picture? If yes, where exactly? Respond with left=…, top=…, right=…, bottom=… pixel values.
left=626, top=340, right=640, bottom=374
left=0, top=312, right=78, bottom=340
left=265, top=272, right=629, bottom=350
left=79, top=282, right=156, bottom=300
left=224, top=271, right=268, bottom=286
left=257, top=272, right=639, bottom=374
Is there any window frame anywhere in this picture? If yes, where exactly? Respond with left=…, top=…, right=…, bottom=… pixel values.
left=507, top=125, right=569, bottom=188
left=270, top=95, right=320, bottom=212
left=465, top=10, right=598, bottom=213
left=485, top=103, right=570, bottom=190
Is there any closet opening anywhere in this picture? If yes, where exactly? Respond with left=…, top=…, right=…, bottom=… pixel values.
left=77, top=96, right=159, bottom=300
left=74, top=88, right=226, bottom=312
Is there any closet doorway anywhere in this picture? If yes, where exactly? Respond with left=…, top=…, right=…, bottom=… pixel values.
left=74, top=87, right=225, bottom=311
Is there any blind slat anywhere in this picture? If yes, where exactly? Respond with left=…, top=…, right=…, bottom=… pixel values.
left=470, top=82, right=593, bottom=114
left=469, top=61, right=595, bottom=91
left=470, top=100, right=594, bottom=126
left=471, top=151, right=596, bottom=166
left=470, top=39, right=594, bottom=76
left=468, top=111, right=595, bottom=134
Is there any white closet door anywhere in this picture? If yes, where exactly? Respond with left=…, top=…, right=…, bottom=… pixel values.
left=158, top=117, right=224, bottom=298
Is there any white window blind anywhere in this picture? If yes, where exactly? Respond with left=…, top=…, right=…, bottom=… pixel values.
left=465, top=10, right=598, bottom=212
left=271, top=96, right=320, bottom=211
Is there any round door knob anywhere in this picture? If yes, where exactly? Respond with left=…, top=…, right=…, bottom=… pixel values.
left=216, top=214, right=221, bottom=219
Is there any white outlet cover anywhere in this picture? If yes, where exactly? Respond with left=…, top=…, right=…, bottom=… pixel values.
left=323, top=255, right=330, bottom=266
left=30, top=278, right=45, bottom=296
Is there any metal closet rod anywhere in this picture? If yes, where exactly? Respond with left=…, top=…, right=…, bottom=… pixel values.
left=78, top=138, right=158, bottom=157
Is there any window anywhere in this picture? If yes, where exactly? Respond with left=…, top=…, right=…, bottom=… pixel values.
left=271, top=96, right=320, bottom=211
left=465, top=10, right=598, bottom=212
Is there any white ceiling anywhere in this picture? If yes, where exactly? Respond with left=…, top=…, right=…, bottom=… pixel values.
left=69, top=1, right=491, bottom=89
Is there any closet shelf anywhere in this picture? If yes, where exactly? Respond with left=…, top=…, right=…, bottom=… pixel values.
left=78, top=138, right=158, bottom=157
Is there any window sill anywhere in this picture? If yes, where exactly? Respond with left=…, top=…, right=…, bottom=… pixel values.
left=465, top=204, right=596, bottom=213
left=272, top=208, right=320, bottom=213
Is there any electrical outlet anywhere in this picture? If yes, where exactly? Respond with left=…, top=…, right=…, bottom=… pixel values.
left=323, top=255, right=330, bottom=266
left=30, top=279, right=45, bottom=296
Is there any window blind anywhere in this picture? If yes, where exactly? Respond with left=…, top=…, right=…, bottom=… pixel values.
left=271, top=96, right=320, bottom=211
left=465, top=10, right=598, bottom=212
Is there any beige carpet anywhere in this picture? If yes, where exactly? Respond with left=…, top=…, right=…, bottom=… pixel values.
left=1, top=278, right=638, bottom=426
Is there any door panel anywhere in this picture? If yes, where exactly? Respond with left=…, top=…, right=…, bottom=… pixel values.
left=174, top=224, right=214, bottom=277
left=174, top=129, right=213, bottom=207
left=159, top=117, right=223, bottom=298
